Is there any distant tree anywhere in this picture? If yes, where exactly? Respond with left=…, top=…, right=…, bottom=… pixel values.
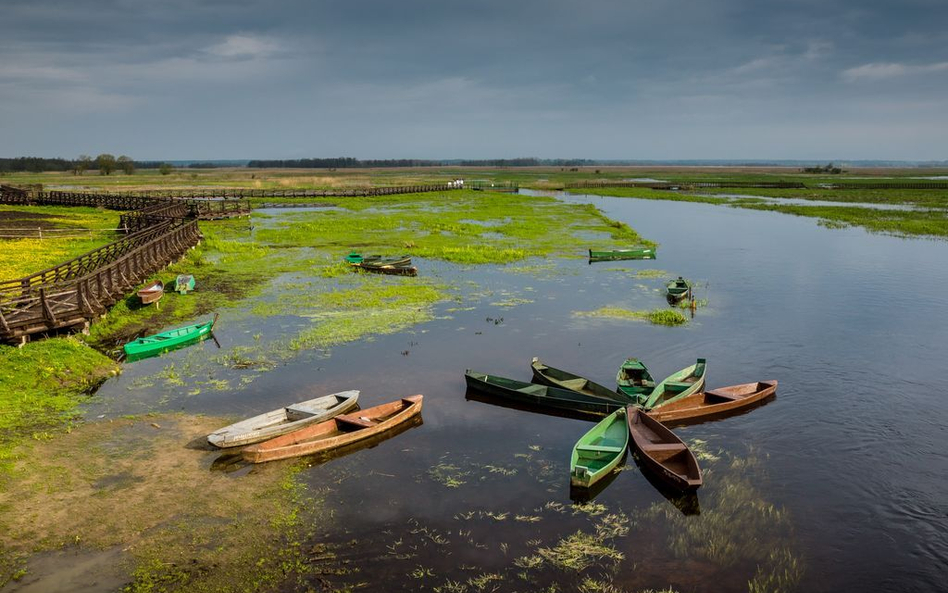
left=117, top=155, right=135, bottom=175
left=159, top=162, right=173, bottom=175
left=74, top=154, right=93, bottom=175
left=96, top=153, right=116, bottom=175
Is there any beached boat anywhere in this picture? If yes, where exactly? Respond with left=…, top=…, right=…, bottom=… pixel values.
left=242, top=395, right=424, bottom=463
left=627, top=407, right=702, bottom=491
left=137, top=280, right=164, bottom=305
left=345, top=254, right=412, bottom=267
left=351, top=262, right=418, bottom=276
left=465, top=370, right=623, bottom=418
left=123, top=314, right=217, bottom=358
left=665, top=276, right=690, bottom=301
left=175, top=274, right=195, bottom=294
left=531, top=357, right=631, bottom=403
left=570, top=407, right=629, bottom=488
left=588, top=247, right=656, bottom=262
left=207, top=390, right=360, bottom=448
left=616, top=358, right=656, bottom=405
left=648, top=380, right=777, bottom=425
left=644, top=359, right=707, bottom=410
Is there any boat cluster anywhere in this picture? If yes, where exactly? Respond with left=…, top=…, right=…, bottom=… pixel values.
left=465, top=357, right=777, bottom=495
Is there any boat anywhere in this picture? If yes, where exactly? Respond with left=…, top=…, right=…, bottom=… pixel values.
left=175, top=274, right=195, bottom=294
left=648, top=380, right=777, bottom=426
left=351, top=262, right=418, bottom=277
left=242, top=395, right=424, bottom=463
left=465, top=370, right=623, bottom=418
left=616, top=358, right=656, bottom=405
left=137, top=280, right=164, bottom=305
left=531, top=357, right=631, bottom=403
left=123, top=314, right=217, bottom=359
left=570, top=407, right=629, bottom=488
left=666, top=276, right=690, bottom=302
left=345, top=254, right=412, bottom=267
left=627, top=407, right=702, bottom=491
left=345, top=252, right=364, bottom=263
left=643, top=358, right=707, bottom=410
left=206, top=390, right=360, bottom=448
left=588, top=247, right=656, bottom=262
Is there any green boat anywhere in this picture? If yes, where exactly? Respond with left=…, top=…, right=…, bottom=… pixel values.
left=123, top=314, right=217, bottom=359
left=644, top=358, right=707, bottom=410
left=344, top=252, right=364, bottom=263
left=570, top=407, right=629, bottom=488
left=465, top=370, right=624, bottom=418
left=531, top=357, right=633, bottom=403
left=666, top=276, right=690, bottom=301
left=175, top=274, right=195, bottom=294
left=588, top=247, right=656, bottom=262
left=616, top=358, right=656, bottom=405
left=344, top=254, right=412, bottom=267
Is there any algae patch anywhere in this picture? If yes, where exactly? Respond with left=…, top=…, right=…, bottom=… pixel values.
left=574, top=307, right=689, bottom=326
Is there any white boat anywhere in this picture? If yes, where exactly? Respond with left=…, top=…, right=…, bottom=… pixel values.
left=207, top=390, right=360, bottom=448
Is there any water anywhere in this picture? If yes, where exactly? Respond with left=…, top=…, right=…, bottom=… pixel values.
left=89, top=192, right=948, bottom=592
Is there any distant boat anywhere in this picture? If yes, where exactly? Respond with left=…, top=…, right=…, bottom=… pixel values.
left=351, top=262, right=418, bottom=276
left=137, top=280, right=164, bottom=305
left=649, top=380, right=777, bottom=426
left=665, top=277, right=690, bottom=302
left=242, top=395, right=424, bottom=463
left=345, top=254, right=412, bottom=267
left=531, top=357, right=631, bottom=403
left=627, top=407, right=702, bottom=491
left=123, top=314, right=216, bottom=359
left=207, top=390, right=360, bottom=448
left=644, top=359, right=707, bottom=410
left=588, top=247, right=656, bottom=262
left=465, top=370, right=623, bottom=418
left=175, top=274, right=195, bottom=294
left=570, top=407, right=629, bottom=488
left=616, top=358, right=656, bottom=405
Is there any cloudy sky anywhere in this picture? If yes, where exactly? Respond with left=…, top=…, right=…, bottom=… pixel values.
left=1, top=0, right=946, bottom=160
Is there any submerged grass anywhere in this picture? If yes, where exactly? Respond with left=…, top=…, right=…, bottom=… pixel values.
left=574, top=307, right=689, bottom=326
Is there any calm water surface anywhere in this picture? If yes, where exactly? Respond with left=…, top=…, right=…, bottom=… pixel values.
left=89, top=192, right=948, bottom=592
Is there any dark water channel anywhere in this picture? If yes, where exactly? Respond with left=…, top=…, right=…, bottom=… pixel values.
left=90, top=192, right=947, bottom=592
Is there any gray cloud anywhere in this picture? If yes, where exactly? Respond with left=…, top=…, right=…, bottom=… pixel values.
left=1, top=0, right=946, bottom=159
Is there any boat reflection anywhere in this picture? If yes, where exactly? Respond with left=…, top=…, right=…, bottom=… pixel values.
left=632, top=451, right=702, bottom=516
left=465, top=388, right=601, bottom=423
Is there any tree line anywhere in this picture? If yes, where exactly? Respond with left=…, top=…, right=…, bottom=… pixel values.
left=247, top=157, right=598, bottom=169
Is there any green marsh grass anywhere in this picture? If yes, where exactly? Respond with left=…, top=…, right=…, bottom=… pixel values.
left=574, top=307, right=688, bottom=326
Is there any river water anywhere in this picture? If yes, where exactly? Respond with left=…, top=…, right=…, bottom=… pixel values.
left=89, top=191, right=948, bottom=592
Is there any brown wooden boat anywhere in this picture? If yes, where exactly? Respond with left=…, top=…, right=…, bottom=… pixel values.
left=351, top=262, right=419, bottom=277
left=242, top=395, right=423, bottom=463
left=626, top=407, right=702, bottom=491
left=137, top=280, right=164, bottom=305
left=649, top=380, right=777, bottom=426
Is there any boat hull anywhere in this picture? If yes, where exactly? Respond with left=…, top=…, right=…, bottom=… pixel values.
left=649, top=380, right=777, bottom=426
left=588, top=248, right=656, bottom=262
left=627, top=407, right=702, bottom=491
left=615, top=358, right=656, bottom=405
left=465, top=370, right=623, bottom=418
left=242, top=395, right=423, bottom=463
left=531, top=357, right=632, bottom=403
left=644, top=359, right=707, bottom=410
left=137, top=281, right=164, bottom=304
left=571, top=408, right=629, bottom=488
left=123, top=317, right=216, bottom=358
left=207, top=390, right=360, bottom=448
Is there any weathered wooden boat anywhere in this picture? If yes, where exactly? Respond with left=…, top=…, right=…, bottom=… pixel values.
left=588, top=247, right=656, bottom=262
left=627, top=407, right=702, bottom=491
left=465, top=370, right=623, bottom=418
left=351, top=262, right=418, bottom=276
left=665, top=276, right=690, bottom=301
left=644, top=358, right=707, bottom=410
left=207, top=390, right=360, bottom=448
left=616, top=358, right=656, bottom=405
left=648, top=380, right=777, bottom=425
left=345, top=254, right=412, bottom=267
left=570, top=407, right=629, bottom=488
left=175, top=274, right=195, bottom=294
left=242, top=395, right=423, bottom=463
left=137, top=280, right=164, bottom=305
left=531, top=357, right=631, bottom=403
left=123, top=314, right=217, bottom=358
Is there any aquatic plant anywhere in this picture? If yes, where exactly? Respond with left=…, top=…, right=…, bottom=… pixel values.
left=574, top=307, right=688, bottom=326
left=537, top=531, right=624, bottom=571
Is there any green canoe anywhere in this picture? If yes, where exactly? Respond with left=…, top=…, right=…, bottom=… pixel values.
left=588, top=247, right=656, bottom=262
left=644, top=358, right=707, bottom=410
left=531, top=357, right=633, bottom=403
left=570, top=407, right=629, bottom=488
left=616, top=358, right=656, bottom=406
left=666, top=276, right=690, bottom=301
left=465, top=370, right=624, bottom=418
left=123, top=315, right=217, bottom=359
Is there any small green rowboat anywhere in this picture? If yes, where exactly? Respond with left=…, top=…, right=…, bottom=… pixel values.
left=644, top=358, right=707, bottom=410
left=666, top=276, right=690, bottom=301
left=123, top=314, right=217, bottom=359
left=588, top=247, right=656, bottom=262
left=570, top=407, right=629, bottom=488
left=616, top=358, right=656, bottom=406
left=531, top=357, right=632, bottom=403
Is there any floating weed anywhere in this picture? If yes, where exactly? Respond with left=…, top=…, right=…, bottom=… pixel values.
left=513, top=555, right=544, bottom=570
left=434, top=580, right=468, bottom=593
left=572, top=502, right=608, bottom=517
left=594, top=513, right=632, bottom=539
left=489, top=297, right=535, bottom=308
left=485, top=511, right=509, bottom=521
left=688, top=438, right=723, bottom=463
left=528, top=445, right=542, bottom=451
left=633, top=269, right=669, bottom=278
left=410, top=566, right=435, bottom=579
left=574, top=307, right=688, bottom=327
left=747, top=547, right=804, bottom=593
left=428, top=462, right=470, bottom=488
left=515, top=515, right=542, bottom=523
left=538, top=531, right=624, bottom=571
left=468, top=572, right=504, bottom=591
left=481, top=464, right=518, bottom=477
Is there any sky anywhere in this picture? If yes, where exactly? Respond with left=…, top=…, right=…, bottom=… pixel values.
left=1, top=0, right=947, bottom=161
